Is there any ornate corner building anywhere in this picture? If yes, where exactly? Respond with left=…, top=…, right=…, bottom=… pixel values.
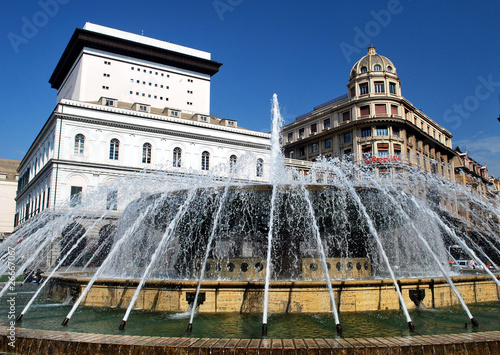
left=283, top=45, right=458, bottom=179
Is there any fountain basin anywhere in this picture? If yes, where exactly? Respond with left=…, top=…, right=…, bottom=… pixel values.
left=44, top=273, right=500, bottom=313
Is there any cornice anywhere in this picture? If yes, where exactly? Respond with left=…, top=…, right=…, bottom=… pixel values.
left=283, top=117, right=457, bottom=156
left=55, top=113, right=270, bottom=150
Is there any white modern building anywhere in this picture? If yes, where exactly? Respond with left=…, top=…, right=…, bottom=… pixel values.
left=14, top=23, right=271, bottom=231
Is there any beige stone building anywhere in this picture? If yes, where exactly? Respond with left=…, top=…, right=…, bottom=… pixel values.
left=0, top=159, right=20, bottom=239
left=283, top=45, right=457, bottom=178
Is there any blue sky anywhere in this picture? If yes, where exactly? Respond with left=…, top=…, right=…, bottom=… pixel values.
left=1, top=0, right=499, bottom=176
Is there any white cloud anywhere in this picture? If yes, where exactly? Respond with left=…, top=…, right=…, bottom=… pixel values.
left=454, top=135, right=500, bottom=178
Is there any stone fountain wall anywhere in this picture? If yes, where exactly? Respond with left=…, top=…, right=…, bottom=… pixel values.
left=44, top=274, right=500, bottom=313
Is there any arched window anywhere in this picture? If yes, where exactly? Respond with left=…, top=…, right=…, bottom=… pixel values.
left=256, top=158, right=264, bottom=177
left=201, top=151, right=210, bottom=171
left=142, top=143, right=152, bottom=164
left=74, top=134, right=85, bottom=155
left=373, top=64, right=382, bottom=71
left=229, top=155, right=237, bottom=171
left=361, top=66, right=367, bottom=73
left=173, top=147, right=182, bottom=167
left=387, top=66, right=393, bottom=73
left=109, top=139, right=119, bottom=160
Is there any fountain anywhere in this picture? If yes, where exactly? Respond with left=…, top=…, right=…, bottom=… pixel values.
left=1, top=95, right=499, bottom=353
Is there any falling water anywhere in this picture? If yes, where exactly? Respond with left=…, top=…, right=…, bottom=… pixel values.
left=16, top=213, right=111, bottom=321
left=119, top=186, right=200, bottom=330
left=301, top=185, right=342, bottom=334
left=410, top=195, right=500, bottom=289
left=187, top=182, right=231, bottom=333
left=369, top=179, right=478, bottom=326
left=62, top=194, right=169, bottom=325
left=329, top=163, right=415, bottom=331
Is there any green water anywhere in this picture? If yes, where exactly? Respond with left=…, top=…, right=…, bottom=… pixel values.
left=2, top=284, right=499, bottom=338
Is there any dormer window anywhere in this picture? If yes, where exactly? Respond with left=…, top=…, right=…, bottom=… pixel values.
left=361, top=66, right=367, bottom=73
left=199, top=115, right=208, bottom=122
left=387, top=66, right=393, bottom=72
left=133, top=103, right=150, bottom=112
left=99, top=97, right=117, bottom=107
left=373, top=64, right=382, bottom=71
left=170, top=110, right=179, bottom=117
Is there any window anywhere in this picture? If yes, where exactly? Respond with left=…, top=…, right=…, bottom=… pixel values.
left=229, top=155, right=237, bottom=171
left=299, top=128, right=305, bottom=138
left=394, top=144, right=402, bottom=157
left=256, top=158, right=264, bottom=177
left=103, top=73, right=110, bottom=77
left=299, top=147, right=305, bottom=156
left=374, top=81, right=385, bottom=93
left=287, top=132, right=293, bottom=142
left=311, top=123, right=317, bottom=134
left=392, top=127, right=400, bottom=137
left=350, top=87, right=356, bottom=97
left=377, top=143, right=389, bottom=157
left=311, top=143, right=319, bottom=153
left=389, top=82, right=397, bottom=94
left=70, top=186, right=82, bottom=207
left=324, top=118, right=331, bottom=129
left=361, top=66, right=367, bottom=73
left=170, top=110, right=179, bottom=117
left=359, top=83, right=368, bottom=95
left=387, top=66, right=393, bottom=73
left=343, top=111, right=350, bottom=122
left=361, top=128, right=372, bottom=137
left=362, top=144, right=372, bottom=157
left=360, top=105, right=370, bottom=116
left=105, top=99, right=114, bottom=106
left=324, top=139, right=332, bottom=149
left=344, top=132, right=351, bottom=143
left=109, top=139, right=119, bottom=160
left=375, top=104, right=386, bottom=114
left=142, top=143, right=152, bottom=164
left=106, top=190, right=117, bottom=211
left=376, top=126, right=388, bottom=136
left=74, top=134, right=85, bottom=155
left=173, top=147, right=182, bottom=167
left=201, top=151, right=210, bottom=171
left=391, top=105, right=399, bottom=115
left=373, top=64, right=382, bottom=71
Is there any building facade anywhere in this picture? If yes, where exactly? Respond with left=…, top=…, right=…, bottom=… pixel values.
left=0, top=159, right=20, bottom=239
left=15, top=23, right=271, bottom=233
left=283, top=45, right=457, bottom=179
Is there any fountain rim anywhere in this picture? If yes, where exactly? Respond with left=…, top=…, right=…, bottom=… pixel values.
left=49, top=271, right=499, bottom=288
left=3, top=325, right=500, bottom=353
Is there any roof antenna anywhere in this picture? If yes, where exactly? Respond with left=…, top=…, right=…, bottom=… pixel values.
left=141, top=29, right=144, bottom=36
